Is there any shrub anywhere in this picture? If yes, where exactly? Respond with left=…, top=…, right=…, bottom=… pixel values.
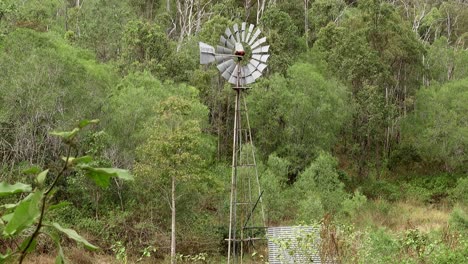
left=362, top=180, right=401, bottom=202
left=402, top=183, right=432, bottom=204
left=449, top=177, right=468, bottom=205
left=342, top=190, right=367, bottom=218
left=449, top=207, right=468, bottom=233
left=298, top=193, right=325, bottom=222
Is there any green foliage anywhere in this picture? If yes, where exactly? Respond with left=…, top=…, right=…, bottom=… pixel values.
left=260, top=7, right=304, bottom=73
left=450, top=177, right=468, bottom=205
left=0, top=120, right=132, bottom=262
left=366, top=228, right=400, bottom=264
left=0, top=29, right=116, bottom=168
left=361, top=179, right=401, bottom=202
left=449, top=207, right=468, bottom=233
left=260, top=155, right=293, bottom=223
left=120, top=20, right=173, bottom=77
left=0, top=0, right=467, bottom=261
left=249, top=63, right=350, bottom=173
left=77, top=0, right=134, bottom=61
left=0, top=182, right=31, bottom=197
left=402, top=78, right=468, bottom=171
left=342, top=190, right=367, bottom=218
left=295, top=152, right=348, bottom=216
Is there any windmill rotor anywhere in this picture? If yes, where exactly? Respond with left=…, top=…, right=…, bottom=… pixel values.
left=199, top=23, right=270, bottom=86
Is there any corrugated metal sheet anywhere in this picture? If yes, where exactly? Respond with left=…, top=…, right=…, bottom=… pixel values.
left=267, top=226, right=321, bottom=263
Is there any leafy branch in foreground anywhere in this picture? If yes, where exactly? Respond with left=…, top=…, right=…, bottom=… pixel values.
left=0, top=119, right=134, bottom=263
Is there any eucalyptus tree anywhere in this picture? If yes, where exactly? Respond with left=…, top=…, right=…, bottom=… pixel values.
left=135, top=95, right=211, bottom=263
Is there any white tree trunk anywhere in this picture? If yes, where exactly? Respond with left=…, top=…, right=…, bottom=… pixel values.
left=171, top=175, right=176, bottom=264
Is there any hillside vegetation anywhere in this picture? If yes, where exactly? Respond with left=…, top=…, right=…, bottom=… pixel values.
left=0, top=0, right=467, bottom=263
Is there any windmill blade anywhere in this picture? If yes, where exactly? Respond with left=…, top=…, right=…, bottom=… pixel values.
left=241, top=22, right=247, bottom=42
left=245, top=75, right=255, bottom=84
left=245, top=24, right=255, bottom=44
left=233, top=23, right=241, bottom=43
left=199, top=42, right=216, bottom=64
left=257, top=63, right=267, bottom=73
left=242, top=65, right=252, bottom=77
left=228, top=70, right=238, bottom=84
left=225, top=27, right=236, bottom=45
left=217, top=45, right=232, bottom=54
left=220, top=35, right=235, bottom=49
left=252, top=70, right=262, bottom=80
left=248, top=60, right=267, bottom=73
left=215, top=55, right=232, bottom=64
left=250, top=59, right=260, bottom=68
left=251, top=37, right=267, bottom=50
left=217, top=59, right=235, bottom=73
left=252, top=45, right=270, bottom=54
left=252, top=54, right=270, bottom=63
left=248, top=28, right=261, bottom=46
left=221, top=62, right=236, bottom=80
left=247, top=63, right=256, bottom=74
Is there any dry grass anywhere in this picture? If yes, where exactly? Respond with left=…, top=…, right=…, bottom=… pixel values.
left=353, top=199, right=451, bottom=233
left=22, top=250, right=117, bottom=264
left=392, top=202, right=450, bottom=232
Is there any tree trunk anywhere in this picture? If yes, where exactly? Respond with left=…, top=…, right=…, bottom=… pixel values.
left=167, top=0, right=171, bottom=13
left=171, top=175, right=176, bottom=264
left=304, top=0, right=309, bottom=49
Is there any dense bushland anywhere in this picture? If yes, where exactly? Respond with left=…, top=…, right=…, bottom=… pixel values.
left=1, top=0, right=467, bottom=263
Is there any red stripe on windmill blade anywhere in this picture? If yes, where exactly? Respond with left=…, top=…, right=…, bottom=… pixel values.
left=217, top=59, right=235, bottom=73
left=245, top=24, right=255, bottom=44
left=248, top=29, right=261, bottom=46
left=220, top=36, right=234, bottom=49
left=217, top=45, right=232, bottom=54
left=251, top=37, right=266, bottom=50
left=241, top=22, right=247, bottom=42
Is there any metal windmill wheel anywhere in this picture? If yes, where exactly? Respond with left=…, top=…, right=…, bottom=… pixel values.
left=199, top=22, right=270, bottom=86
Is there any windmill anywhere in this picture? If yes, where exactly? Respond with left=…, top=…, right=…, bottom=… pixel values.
left=199, top=22, right=269, bottom=263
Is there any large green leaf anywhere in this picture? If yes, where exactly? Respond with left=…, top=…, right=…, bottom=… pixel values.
left=3, top=191, right=42, bottom=236
left=62, top=156, right=93, bottom=166
left=22, top=166, right=42, bottom=175
left=55, top=243, right=65, bottom=264
left=1, top=213, right=13, bottom=223
left=0, top=250, right=12, bottom=262
left=50, top=128, right=80, bottom=141
left=47, top=230, right=66, bottom=264
left=36, top=169, right=49, bottom=186
left=78, top=119, right=99, bottom=128
left=81, top=166, right=133, bottom=187
left=0, top=182, right=32, bottom=197
left=51, top=222, right=98, bottom=250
